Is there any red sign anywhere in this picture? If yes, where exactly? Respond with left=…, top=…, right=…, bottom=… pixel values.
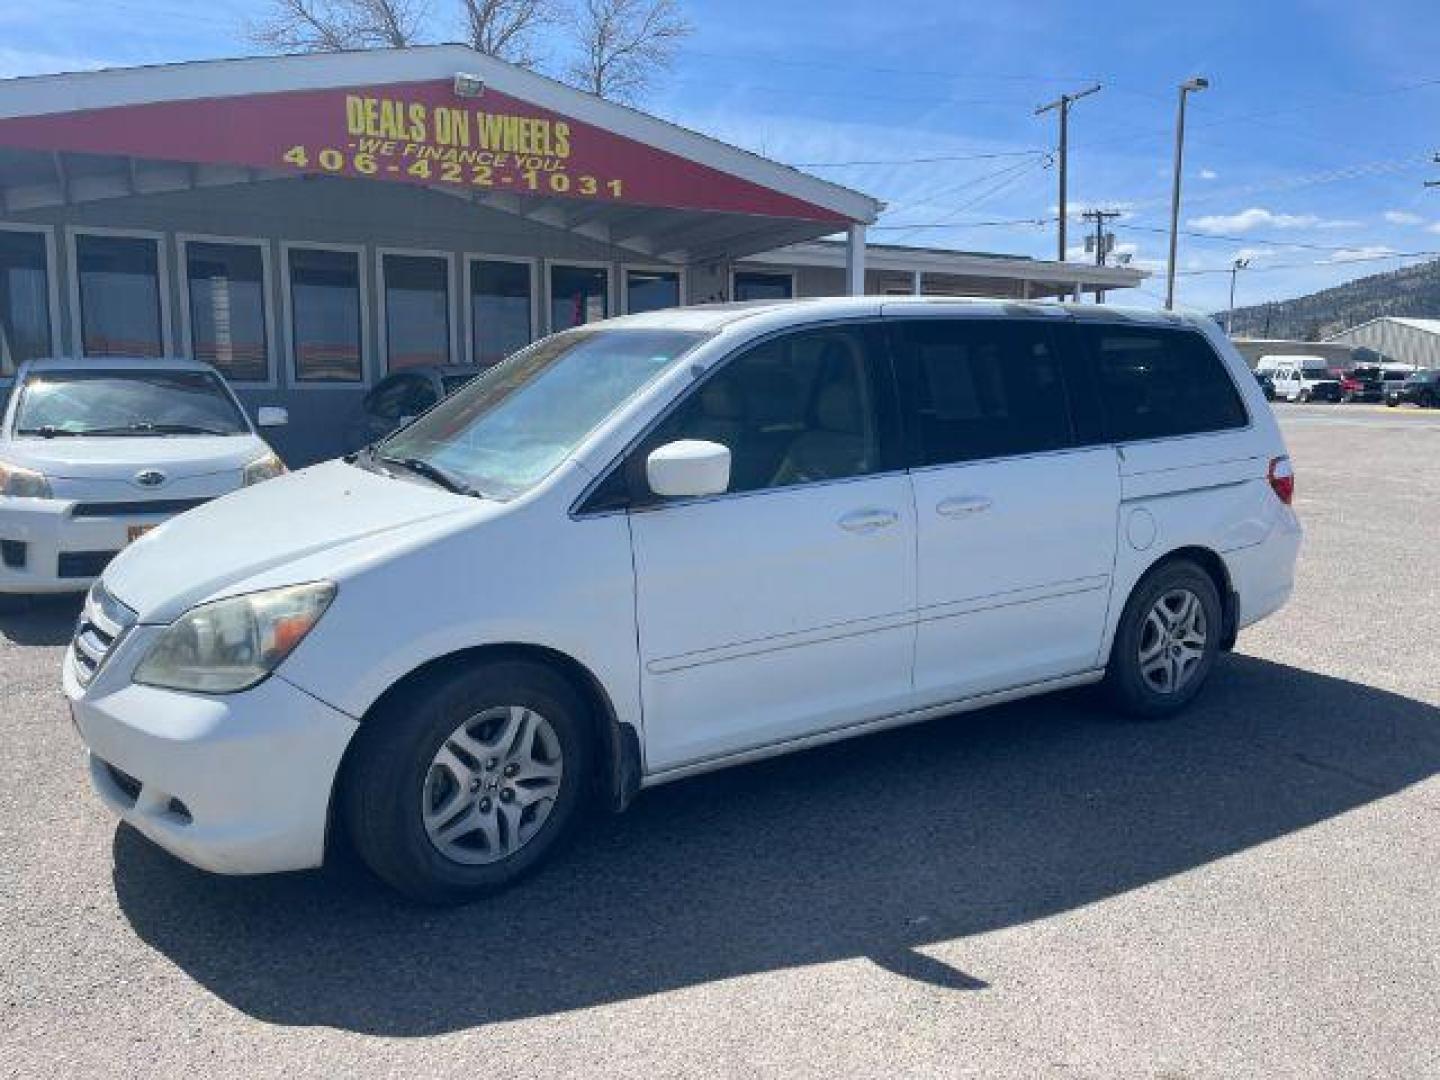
left=0, top=79, right=847, bottom=223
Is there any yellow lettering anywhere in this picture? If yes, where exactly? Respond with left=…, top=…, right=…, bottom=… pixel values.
left=345, top=95, right=367, bottom=136
left=408, top=103, right=428, bottom=142
left=555, top=122, right=571, bottom=158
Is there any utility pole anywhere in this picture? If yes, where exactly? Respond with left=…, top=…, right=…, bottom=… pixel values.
left=1082, top=209, right=1122, bottom=266
left=1226, top=257, right=1250, bottom=335
left=1165, top=76, right=1209, bottom=310
left=1035, top=84, right=1101, bottom=263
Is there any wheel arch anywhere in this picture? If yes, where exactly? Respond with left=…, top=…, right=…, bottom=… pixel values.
left=1128, top=544, right=1239, bottom=652
left=326, top=642, right=641, bottom=864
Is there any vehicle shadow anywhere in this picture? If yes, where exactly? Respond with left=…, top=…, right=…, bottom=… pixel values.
left=0, top=594, right=83, bottom=647
left=111, top=654, right=1440, bottom=1036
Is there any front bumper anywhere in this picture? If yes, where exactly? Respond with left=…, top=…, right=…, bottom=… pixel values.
left=0, top=498, right=180, bottom=595
left=64, top=638, right=359, bottom=875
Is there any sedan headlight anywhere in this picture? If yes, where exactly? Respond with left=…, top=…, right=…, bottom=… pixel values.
left=242, top=450, right=287, bottom=487
left=0, top=459, right=52, bottom=498
left=134, top=582, right=335, bottom=694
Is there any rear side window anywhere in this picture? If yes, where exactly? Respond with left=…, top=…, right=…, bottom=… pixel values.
left=1081, top=325, right=1247, bottom=442
left=890, top=319, right=1074, bottom=466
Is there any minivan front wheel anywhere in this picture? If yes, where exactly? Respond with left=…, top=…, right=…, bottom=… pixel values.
left=343, top=660, right=592, bottom=904
left=1105, top=560, right=1222, bottom=719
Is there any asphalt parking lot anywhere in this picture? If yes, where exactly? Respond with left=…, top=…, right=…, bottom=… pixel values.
left=3, top=403, right=1438, bottom=1079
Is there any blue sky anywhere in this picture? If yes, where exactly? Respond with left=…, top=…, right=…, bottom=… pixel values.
left=4, top=0, right=1440, bottom=311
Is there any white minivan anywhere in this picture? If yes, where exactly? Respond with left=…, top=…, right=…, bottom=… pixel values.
left=2, top=358, right=287, bottom=598
left=65, top=299, right=1301, bottom=903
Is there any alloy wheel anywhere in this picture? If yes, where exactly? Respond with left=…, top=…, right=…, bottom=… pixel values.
left=421, top=705, right=565, bottom=865
left=1137, top=588, right=1208, bottom=695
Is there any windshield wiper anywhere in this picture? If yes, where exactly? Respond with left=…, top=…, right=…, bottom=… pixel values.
left=374, top=453, right=482, bottom=498
left=14, top=426, right=81, bottom=438
left=80, top=422, right=233, bottom=436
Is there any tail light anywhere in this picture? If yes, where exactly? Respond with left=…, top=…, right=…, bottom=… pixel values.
left=1340, top=376, right=1360, bottom=391
left=1267, top=456, right=1294, bottom=506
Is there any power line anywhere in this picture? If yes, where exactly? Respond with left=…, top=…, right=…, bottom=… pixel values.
left=1176, top=251, right=1440, bottom=276
left=871, top=215, right=1057, bottom=232
left=791, top=149, right=1047, bottom=168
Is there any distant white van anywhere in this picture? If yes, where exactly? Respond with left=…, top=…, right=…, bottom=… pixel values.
left=1260, top=355, right=1341, bottom=403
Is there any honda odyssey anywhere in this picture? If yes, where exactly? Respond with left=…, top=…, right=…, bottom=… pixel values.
left=64, top=298, right=1301, bottom=903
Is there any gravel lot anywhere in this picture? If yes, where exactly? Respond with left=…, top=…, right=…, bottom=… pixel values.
left=3, top=403, right=1438, bottom=1079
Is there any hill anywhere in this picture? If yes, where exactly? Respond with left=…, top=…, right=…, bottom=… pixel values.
left=1217, top=258, right=1440, bottom=340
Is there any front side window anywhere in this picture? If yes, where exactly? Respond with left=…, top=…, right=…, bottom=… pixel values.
left=644, top=325, right=891, bottom=494
left=0, top=231, right=51, bottom=376
left=289, top=248, right=363, bottom=383
left=733, top=271, right=793, bottom=302
left=626, top=269, right=681, bottom=314
left=549, top=265, right=609, bottom=331
left=13, top=369, right=249, bottom=437
left=76, top=234, right=163, bottom=358
left=1082, top=325, right=1248, bottom=442
left=890, top=319, right=1074, bottom=466
left=470, top=259, right=532, bottom=367
left=186, top=241, right=269, bottom=382
left=378, top=328, right=704, bottom=499
left=383, top=253, right=451, bottom=372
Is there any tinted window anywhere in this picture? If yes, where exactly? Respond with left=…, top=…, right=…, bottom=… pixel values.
left=626, top=269, right=681, bottom=314
left=1082, top=325, right=1247, bottom=441
left=383, top=253, right=450, bottom=372
left=645, top=325, right=892, bottom=494
left=76, top=234, right=163, bottom=358
left=186, top=241, right=268, bottom=382
left=470, top=260, right=532, bottom=367
left=891, top=319, right=1073, bottom=465
left=0, top=230, right=52, bottom=375
left=732, top=271, right=793, bottom=301
left=549, top=265, right=609, bottom=331
left=289, top=248, right=363, bottom=383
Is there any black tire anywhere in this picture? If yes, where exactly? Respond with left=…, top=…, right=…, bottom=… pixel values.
left=1298, top=389, right=1311, bottom=403
left=343, top=659, right=594, bottom=904
left=1104, top=559, right=1223, bottom=720
left=1422, top=391, right=1437, bottom=409
left=1386, top=397, right=1398, bottom=408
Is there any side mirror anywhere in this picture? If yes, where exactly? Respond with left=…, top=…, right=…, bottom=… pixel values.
left=256, top=406, right=289, bottom=428
left=646, top=440, right=731, bottom=500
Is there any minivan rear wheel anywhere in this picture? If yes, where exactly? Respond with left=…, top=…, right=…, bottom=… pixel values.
left=343, top=660, right=592, bottom=904
left=1105, top=560, right=1222, bottom=719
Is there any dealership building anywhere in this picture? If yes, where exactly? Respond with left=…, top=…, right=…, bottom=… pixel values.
left=0, top=46, right=1145, bottom=462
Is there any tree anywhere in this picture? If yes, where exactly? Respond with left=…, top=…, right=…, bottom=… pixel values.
left=563, top=0, right=692, bottom=102
left=459, top=0, right=557, bottom=68
left=251, top=0, right=430, bottom=52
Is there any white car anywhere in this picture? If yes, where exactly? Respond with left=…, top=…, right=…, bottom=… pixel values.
left=64, top=299, right=1301, bottom=904
left=1, top=358, right=287, bottom=598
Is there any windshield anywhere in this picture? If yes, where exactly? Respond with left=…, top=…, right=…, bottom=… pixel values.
left=376, top=328, right=706, bottom=499
left=13, top=369, right=250, bottom=437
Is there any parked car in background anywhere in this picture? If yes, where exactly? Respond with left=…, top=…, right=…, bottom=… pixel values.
left=343, top=365, right=484, bottom=452
left=1385, top=369, right=1440, bottom=408
left=1, top=358, right=287, bottom=598
left=1340, top=363, right=1416, bottom=403
left=65, top=299, right=1301, bottom=904
left=1267, top=357, right=1342, bottom=402
left=1254, top=370, right=1276, bottom=401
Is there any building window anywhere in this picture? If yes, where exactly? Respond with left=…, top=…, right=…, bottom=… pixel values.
left=0, top=231, right=52, bottom=376
left=288, top=248, right=363, bottom=383
left=185, top=241, right=269, bottom=382
left=733, top=270, right=793, bottom=302
left=550, top=264, right=609, bottom=331
left=470, top=259, right=532, bottom=367
left=625, top=268, right=681, bottom=314
left=76, top=234, right=164, bottom=358
left=382, top=253, right=451, bottom=372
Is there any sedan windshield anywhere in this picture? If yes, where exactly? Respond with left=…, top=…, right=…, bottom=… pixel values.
left=376, top=328, right=705, bottom=499
left=13, top=370, right=250, bottom=437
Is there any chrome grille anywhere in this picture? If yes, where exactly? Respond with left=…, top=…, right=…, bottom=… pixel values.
left=71, top=581, right=137, bottom=687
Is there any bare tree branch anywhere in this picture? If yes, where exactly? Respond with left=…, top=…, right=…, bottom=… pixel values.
left=459, top=0, right=558, bottom=67
left=562, top=0, right=693, bottom=102
left=249, top=0, right=430, bottom=52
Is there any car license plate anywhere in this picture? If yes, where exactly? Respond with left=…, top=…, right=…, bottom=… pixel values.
left=127, top=524, right=155, bottom=544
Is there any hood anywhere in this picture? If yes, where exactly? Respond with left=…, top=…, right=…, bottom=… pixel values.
left=1, top=434, right=269, bottom=481
left=103, top=459, right=478, bottom=621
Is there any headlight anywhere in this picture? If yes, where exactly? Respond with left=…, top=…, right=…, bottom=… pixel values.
left=0, top=459, right=51, bottom=498
left=242, top=451, right=287, bottom=486
left=134, top=582, right=335, bottom=694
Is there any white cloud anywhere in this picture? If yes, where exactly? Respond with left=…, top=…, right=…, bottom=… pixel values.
left=1188, top=207, right=1354, bottom=234
left=1327, top=245, right=1398, bottom=263
left=1427, top=222, right=1440, bottom=235
left=1384, top=210, right=1424, bottom=226
left=1198, top=169, right=1218, bottom=181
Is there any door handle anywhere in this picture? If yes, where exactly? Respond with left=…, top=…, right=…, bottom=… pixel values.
left=936, top=496, right=993, bottom=518
left=838, top=509, right=899, bottom=533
